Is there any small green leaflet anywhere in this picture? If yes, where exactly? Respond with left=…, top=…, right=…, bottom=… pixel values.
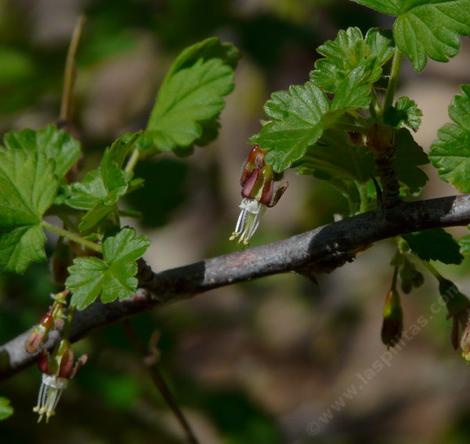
left=3, top=125, right=81, bottom=178
left=311, top=27, right=394, bottom=92
left=0, top=148, right=58, bottom=273
left=393, top=129, right=429, bottom=194
left=430, top=85, right=470, bottom=192
left=139, top=37, right=240, bottom=155
left=63, top=136, right=138, bottom=233
left=0, top=397, right=13, bottom=420
left=66, top=228, right=150, bottom=310
left=296, top=129, right=374, bottom=182
left=403, top=228, right=463, bottom=264
left=252, top=81, right=329, bottom=172
left=353, top=0, right=470, bottom=71
left=384, top=96, right=423, bottom=132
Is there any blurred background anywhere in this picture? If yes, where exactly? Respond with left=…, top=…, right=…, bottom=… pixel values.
left=1, top=0, right=470, bottom=443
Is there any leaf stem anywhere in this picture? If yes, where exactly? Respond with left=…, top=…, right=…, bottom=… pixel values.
left=42, top=221, right=102, bottom=253
left=59, top=16, right=86, bottom=125
left=383, top=48, right=402, bottom=112
left=124, top=148, right=140, bottom=175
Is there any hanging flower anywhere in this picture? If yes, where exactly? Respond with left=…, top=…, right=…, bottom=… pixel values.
left=230, top=146, right=288, bottom=245
left=33, top=340, right=87, bottom=423
left=381, top=287, right=403, bottom=349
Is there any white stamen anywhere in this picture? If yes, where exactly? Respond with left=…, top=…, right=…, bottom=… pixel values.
left=230, top=198, right=264, bottom=245
left=33, top=374, right=68, bottom=423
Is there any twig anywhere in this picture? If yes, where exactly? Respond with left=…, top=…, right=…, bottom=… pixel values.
left=123, top=321, right=199, bottom=444
left=59, top=16, right=86, bottom=126
left=2, top=194, right=470, bottom=380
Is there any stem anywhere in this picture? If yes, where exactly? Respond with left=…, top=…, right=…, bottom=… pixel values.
left=383, top=48, right=402, bottom=112
left=420, top=259, right=442, bottom=280
left=124, top=148, right=140, bottom=175
left=42, top=221, right=102, bottom=253
left=123, top=322, right=200, bottom=444
left=59, top=16, right=86, bottom=125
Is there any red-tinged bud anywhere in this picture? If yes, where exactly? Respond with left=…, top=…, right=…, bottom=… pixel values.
left=58, top=348, right=75, bottom=379
left=241, top=146, right=265, bottom=186
left=25, top=325, right=48, bottom=354
left=71, top=354, right=88, bottom=378
left=241, top=168, right=261, bottom=199
left=40, top=313, right=53, bottom=329
left=38, top=350, right=50, bottom=374
left=381, top=289, right=403, bottom=349
left=260, top=179, right=274, bottom=206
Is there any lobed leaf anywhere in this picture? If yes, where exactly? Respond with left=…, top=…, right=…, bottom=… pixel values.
left=312, top=27, right=394, bottom=93
left=67, top=228, right=150, bottom=310
left=384, top=96, right=423, bottom=132
left=430, top=85, right=470, bottom=192
left=3, top=125, right=81, bottom=178
left=403, top=228, right=463, bottom=264
left=252, top=81, right=329, bottom=172
left=393, top=128, right=429, bottom=194
left=353, top=0, right=470, bottom=71
left=140, top=37, right=239, bottom=155
left=0, top=148, right=58, bottom=272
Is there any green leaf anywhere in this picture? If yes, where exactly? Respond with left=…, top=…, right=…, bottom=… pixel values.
left=252, top=81, right=329, bottom=172
left=0, top=397, right=13, bottom=420
left=393, top=128, right=429, bottom=194
left=430, top=85, right=470, bottom=192
left=67, top=228, right=149, bottom=310
left=354, top=0, right=470, bottom=71
left=330, top=65, right=375, bottom=111
left=384, top=96, right=423, bottom=132
left=403, top=228, right=463, bottom=264
left=296, top=129, right=375, bottom=182
left=3, top=125, right=81, bottom=178
left=141, top=38, right=239, bottom=154
left=312, top=27, right=394, bottom=93
left=392, top=252, right=424, bottom=294
left=63, top=136, right=137, bottom=232
left=0, top=148, right=58, bottom=272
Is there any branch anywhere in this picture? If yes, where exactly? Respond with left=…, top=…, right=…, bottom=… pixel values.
left=1, top=194, right=470, bottom=380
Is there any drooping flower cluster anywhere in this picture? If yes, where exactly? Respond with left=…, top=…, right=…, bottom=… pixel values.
left=25, top=291, right=87, bottom=423
left=34, top=340, right=87, bottom=423
left=230, top=146, right=288, bottom=245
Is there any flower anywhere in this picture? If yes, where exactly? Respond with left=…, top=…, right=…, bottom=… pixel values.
left=381, top=288, right=403, bottom=349
left=230, top=146, right=288, bottom=245
left=34, top=374, right=69, bottom=423
left=33, top=340, right=87, bottom=423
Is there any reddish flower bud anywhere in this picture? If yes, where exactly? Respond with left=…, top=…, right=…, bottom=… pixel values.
left=25, top=324, right=49, bottom=354
left=37, top=350, right=50, bottom=374
left=381, top=289, right=403, bottom=349
left=40, top=313, right=54, bottom=329
left=241, top=168, right=261, bottom=199
left=58, top=348, right=75, bottom=379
